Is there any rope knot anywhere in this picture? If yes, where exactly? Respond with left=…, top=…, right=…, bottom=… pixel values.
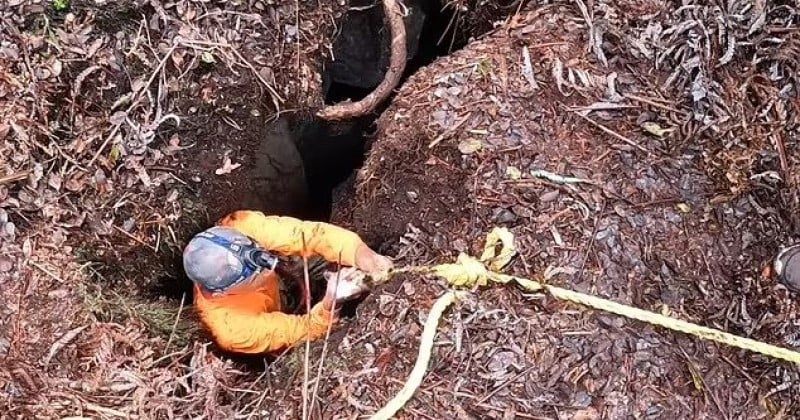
left=433, top=253, right=489, bottom=287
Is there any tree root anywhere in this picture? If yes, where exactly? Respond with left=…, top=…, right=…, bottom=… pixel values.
left=317, top=0, right=407, bottom=120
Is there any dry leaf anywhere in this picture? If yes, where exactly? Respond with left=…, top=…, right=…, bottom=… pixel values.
left=165, top=134, right=182, bottom=155
left=86, top=37, right=104, bottom=58
left=48, top=173, right=63, bottom=191
left=215, top=157, right=242, bottom=175
left=686, top=361, right=704, bottom=392
left=200, top=51, right=216, bottom=64
left=641, top=121, right=674, bottom=137
left=458, top=138, right=483, bottom=154
left=108, top=144, right=122, bottom=165
left=0, top=256, right=13, bottom=273
left=65, top=173, right=88, bottom=192
left=109, top=111, right=127, bottom=125
left=51, top=59, right=63, bottom=78
left=506, top=166, right=522, bottom=180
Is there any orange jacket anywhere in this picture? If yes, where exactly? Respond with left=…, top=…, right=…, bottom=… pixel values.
left=194, top=210, right=366, bottom=354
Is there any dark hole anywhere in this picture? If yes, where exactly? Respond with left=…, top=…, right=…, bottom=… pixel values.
left=304, top=0, right=472, bottom=221
left=289, top=115, right=374, bottom=222
left=322, top=0, right=468, bottom=105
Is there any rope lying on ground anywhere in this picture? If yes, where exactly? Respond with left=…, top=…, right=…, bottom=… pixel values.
left=365, top=227, right=800, bottom=419
left=368, top=290, right=465, bottom=420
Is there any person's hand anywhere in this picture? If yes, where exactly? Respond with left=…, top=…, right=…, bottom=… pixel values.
left=322, top=267, right=369, bottom=310
left=354, top=244, right=394, bottom=274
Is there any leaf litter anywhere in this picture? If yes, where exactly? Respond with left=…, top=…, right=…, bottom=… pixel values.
left=335, top=1, right=800, bottom=418
left=2, top=0, right=800, bottom=418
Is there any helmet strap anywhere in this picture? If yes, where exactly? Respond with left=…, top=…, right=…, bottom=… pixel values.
left=195, top=230, right=279, bottom=288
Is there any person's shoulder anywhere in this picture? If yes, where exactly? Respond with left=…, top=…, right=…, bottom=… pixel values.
left=217, top=211, right=308, bottom=233
left=217, top=210, right=267, bottom=227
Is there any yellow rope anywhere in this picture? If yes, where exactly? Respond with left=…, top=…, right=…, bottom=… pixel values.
left=368, top=291, right=464, bottom=420
left=366, top=228, right=800, bottom=418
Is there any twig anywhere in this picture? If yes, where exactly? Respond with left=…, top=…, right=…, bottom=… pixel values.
left=3, top=20, right=47, bottom=125
left=113, top=225, right=157, bottom=252
left=428, top=114, right=470, bottom=148
left=317, top=0, right=407, bottom=120
left=295, top=0, right=301, bottom=73
left=310, top=252, right=343, bottom=413
left=29, top=261, right=65, bottom=283
left=0, top=171, right=30, bottom=185
left=229, top=47, right=285, bottom=111
left=573, top=111, right=652, bottom=154
left=529, top=169, right=595, bottom=185
left=719, top=354, right=757, bottom=385
left=678, top=346, right=729, bottom=420
left=474, top=365, right=537, bottom=405
left=85, top=403, right=128, bottom=418
left=164, top=292, right=186, bottom=353
left=301, top=233, right=311, bottom=420
left=773, top=132, right=789, bottom=176
left=576, top=204, right=604, bottom=285
left=89, top=41, right=179, bottom=167
left=369, top=291, right=463, bottom=420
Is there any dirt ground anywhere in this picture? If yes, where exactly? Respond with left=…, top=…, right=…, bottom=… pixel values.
left=3, top=0, right=800, bottom=419
left=327, top=2, right=800, bottom=418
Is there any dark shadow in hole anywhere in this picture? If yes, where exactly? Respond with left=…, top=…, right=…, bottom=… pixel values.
left=322, top=0, right=467, bottom=106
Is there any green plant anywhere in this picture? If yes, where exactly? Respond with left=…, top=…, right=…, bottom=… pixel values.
left=52, top=0, right=70, bottom=12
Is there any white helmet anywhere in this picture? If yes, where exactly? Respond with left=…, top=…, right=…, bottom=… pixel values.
left=182, top=226, right=279, bottom=292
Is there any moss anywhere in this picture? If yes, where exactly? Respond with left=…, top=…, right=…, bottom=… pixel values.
left=81, top=283, right=199, bottom=349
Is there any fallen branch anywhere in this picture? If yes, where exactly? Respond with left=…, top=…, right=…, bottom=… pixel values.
left=317, top=0, right=407, bottom=120
left=573, top=111, right=653, bottom=155
left=368, top=290, right=463, bottom=420
left=0, top=170, right=30, bottom=186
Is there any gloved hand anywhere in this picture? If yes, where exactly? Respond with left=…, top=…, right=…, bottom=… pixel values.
left=354, top=244, right=394, bottom=273
left=322, top=267, right=370, bottom=310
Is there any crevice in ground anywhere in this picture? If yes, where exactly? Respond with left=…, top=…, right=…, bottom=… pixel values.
left=302, top=0, right=475, bottom=219
left=78, top=0, right=511, bottom=351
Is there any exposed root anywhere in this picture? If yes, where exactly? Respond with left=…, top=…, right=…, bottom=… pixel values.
left=317, top=0, right=408, bottom=120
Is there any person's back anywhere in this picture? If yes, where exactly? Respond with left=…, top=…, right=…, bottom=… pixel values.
left=182, top=210, right=393, bottom=354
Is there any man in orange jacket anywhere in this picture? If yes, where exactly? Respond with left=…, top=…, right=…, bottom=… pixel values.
left=182, top=210, right=393, bottom=355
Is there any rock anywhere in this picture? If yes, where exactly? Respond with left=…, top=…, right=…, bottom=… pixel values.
left=572, top=390, right=593, bottom=408
left=492, top=207, right=518, bottom=224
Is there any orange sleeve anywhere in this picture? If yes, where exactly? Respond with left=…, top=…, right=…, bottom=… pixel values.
left=218, top=210, right=366, bottom=266
left=208, top=302, right=335, bottom=354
